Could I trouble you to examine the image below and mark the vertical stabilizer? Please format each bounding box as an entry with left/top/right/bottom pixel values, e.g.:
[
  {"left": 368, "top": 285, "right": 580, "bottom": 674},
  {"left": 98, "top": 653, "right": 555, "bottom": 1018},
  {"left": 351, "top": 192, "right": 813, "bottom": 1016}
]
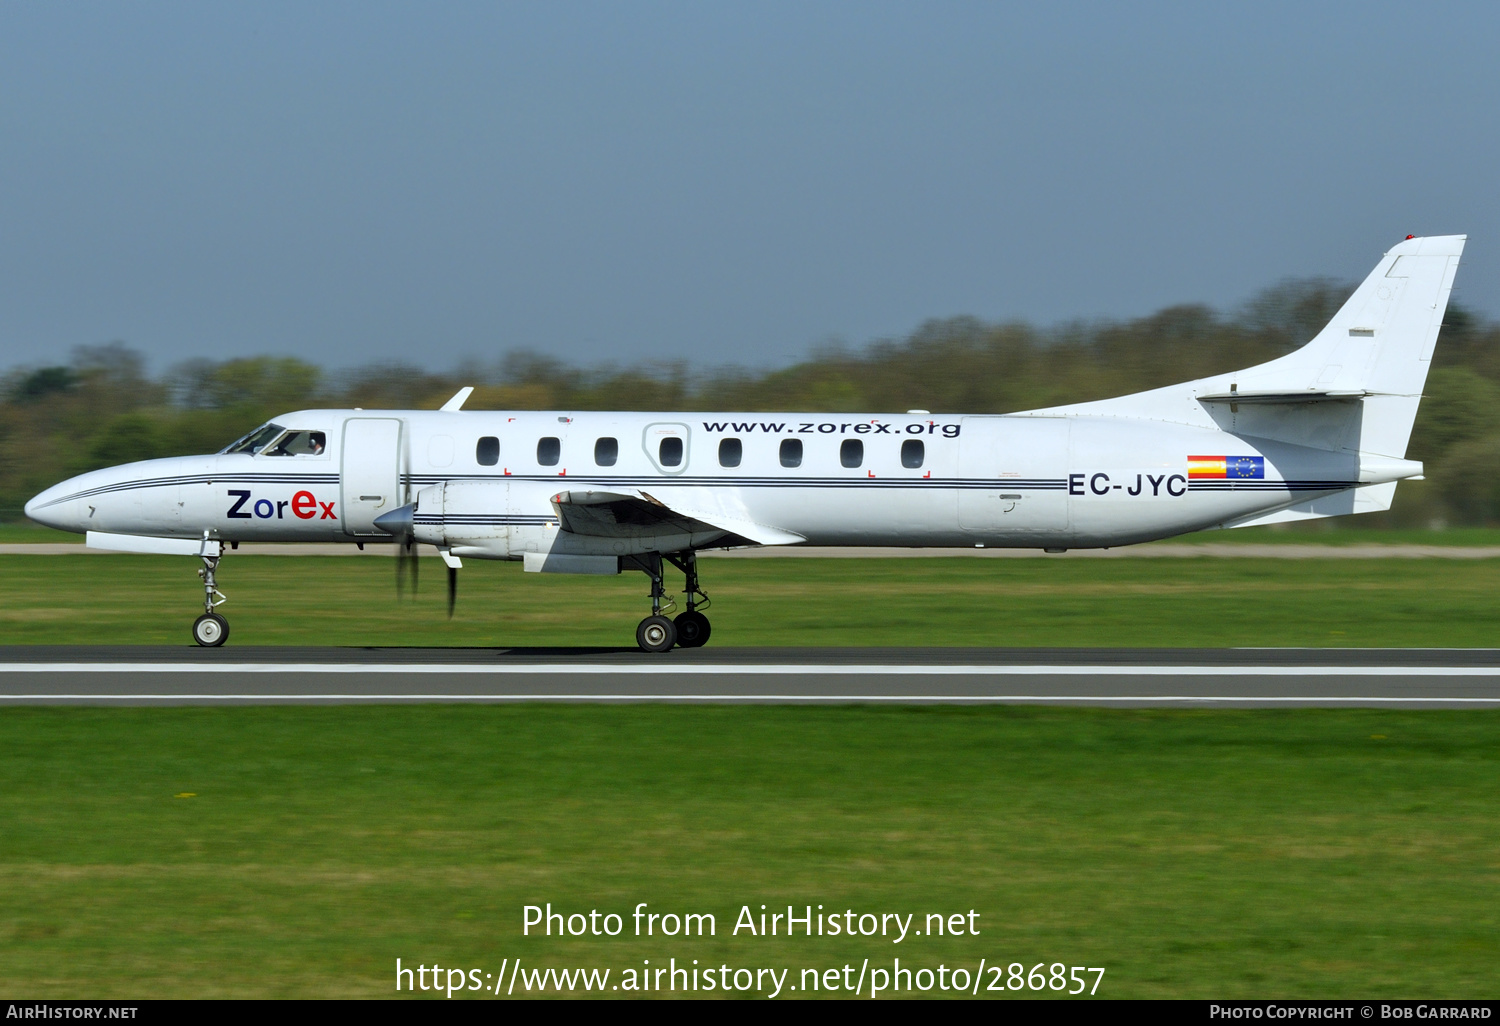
[
  {"left": 1229, "top": 234, "right": 1465, "bottom": 457},
  {"left": 1027, "top": 235, "right": 1466, "bottom": 460}
]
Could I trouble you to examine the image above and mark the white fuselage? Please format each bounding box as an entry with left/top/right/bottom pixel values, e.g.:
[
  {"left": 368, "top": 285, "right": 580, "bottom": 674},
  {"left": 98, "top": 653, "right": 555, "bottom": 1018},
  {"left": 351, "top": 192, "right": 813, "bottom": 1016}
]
[{"left": 25, "top": 408, "right": 1396, "bottom": 556}]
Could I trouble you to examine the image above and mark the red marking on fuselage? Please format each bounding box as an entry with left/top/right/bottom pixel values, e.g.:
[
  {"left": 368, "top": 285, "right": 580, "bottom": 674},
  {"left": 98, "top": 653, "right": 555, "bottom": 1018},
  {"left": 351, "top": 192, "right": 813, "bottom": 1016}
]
[{"left": 291, "top": 491, "right": 318, "bottom": 519}]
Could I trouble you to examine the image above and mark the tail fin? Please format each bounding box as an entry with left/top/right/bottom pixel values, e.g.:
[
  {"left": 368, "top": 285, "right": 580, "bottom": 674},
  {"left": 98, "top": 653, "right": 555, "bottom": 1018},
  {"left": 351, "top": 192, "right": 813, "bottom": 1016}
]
[
  {"left": 1032, "top": 235, "right": 1466, "bottom": 460},
  {"left": 1229, "top": 233, "right": 1465, "bottom": 457}
]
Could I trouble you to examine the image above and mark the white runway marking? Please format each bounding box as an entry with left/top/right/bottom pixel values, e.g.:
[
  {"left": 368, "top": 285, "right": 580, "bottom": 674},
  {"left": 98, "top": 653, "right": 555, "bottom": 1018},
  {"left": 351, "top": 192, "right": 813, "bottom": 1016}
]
[
  {"left": 1, "top": 663, "right": 1499, "bottom": 676},
  {"left": 3, "top": 694, "right": 1499, "bottom": 704}
]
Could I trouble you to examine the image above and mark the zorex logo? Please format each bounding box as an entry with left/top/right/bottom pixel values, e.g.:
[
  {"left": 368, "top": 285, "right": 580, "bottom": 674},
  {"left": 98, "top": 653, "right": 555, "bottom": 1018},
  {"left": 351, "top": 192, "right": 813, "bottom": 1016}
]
[{"left": 227, "top": 489, "right": 337, "bottom": 520}]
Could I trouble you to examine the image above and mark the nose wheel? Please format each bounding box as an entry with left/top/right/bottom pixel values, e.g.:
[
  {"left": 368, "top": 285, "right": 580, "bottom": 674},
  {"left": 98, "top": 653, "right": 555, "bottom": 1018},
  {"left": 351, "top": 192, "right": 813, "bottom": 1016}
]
[
  {"left": 192, "top": 550, "right": 230, "bottom": 647},
  {"left": 192, "top": 612, "right": 229, "bottom": 647}
]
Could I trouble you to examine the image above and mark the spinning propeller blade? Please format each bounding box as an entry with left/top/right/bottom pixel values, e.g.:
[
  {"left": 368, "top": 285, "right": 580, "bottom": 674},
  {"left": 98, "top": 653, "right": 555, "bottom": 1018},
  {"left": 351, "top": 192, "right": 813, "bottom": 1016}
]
[
  {"left": 376, "top": 502, "right": 458, "bottom": 616},
  {"left": 397, "top": 534, "right": 418, "bottom": 598},
  {"left": 374, "top": 503, "right": 419, "bottom": 600}
]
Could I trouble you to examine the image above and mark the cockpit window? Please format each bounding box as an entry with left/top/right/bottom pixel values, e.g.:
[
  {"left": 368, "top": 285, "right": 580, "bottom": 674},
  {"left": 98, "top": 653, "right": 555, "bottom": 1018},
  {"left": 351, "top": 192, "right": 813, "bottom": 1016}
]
[
  {"left": 264, "top": 430, "right": 327, "bottom": 456},
  {"left": 222, "top": 423, "right": 285, "bottom": 455}
]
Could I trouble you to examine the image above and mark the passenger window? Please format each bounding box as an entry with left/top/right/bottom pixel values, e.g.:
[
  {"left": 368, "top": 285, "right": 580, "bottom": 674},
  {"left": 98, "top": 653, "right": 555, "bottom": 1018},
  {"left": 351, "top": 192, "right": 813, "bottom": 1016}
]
[
  {"left": 659, "top": 437, "right": 683, "bottom": 467},
  {"left": 840, "top": 439, "right": 863, "bottom": 468},
  {"left": 595, "top": 437, "right": 618, "bottom": 467},
  {"left": 476, "top": 436, "right": 499, "bottom": 466},
  {"left": 537, "top": 437, "right": 561, "bottom": 466},
  {"left": 902, "top": 439, "right": 925, "bottom": 469},
  {"left": 718, "top": 438, "right": 742, "bottom": 468},
  {"left": 779, "top": 439, "right": 802, "bottom": 468},
  {"left": 265, "top": 430, "right": 327, "bottom": 456}
]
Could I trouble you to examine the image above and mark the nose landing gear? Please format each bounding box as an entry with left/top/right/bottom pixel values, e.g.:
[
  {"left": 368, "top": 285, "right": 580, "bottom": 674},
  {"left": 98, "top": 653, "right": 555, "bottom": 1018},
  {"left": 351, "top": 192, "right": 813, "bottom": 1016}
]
[
  {"left": 624, "top": 551, "right": 712, "bottom": 652},
  {"left": 191, "top": 552, "right": 229, "bottom": 647}
]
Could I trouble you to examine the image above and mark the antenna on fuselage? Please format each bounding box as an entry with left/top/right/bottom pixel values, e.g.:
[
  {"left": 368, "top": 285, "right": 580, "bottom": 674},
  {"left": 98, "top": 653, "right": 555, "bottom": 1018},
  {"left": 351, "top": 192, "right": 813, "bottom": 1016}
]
[{"left": 439, "top": 387, "right": 474, "bottom": 411}]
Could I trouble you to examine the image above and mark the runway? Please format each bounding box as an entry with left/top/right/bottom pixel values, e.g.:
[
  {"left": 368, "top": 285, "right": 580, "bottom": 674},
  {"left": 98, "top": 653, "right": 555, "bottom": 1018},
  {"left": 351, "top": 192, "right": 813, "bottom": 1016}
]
[{"left": 1, "top": 647, "right": 1498, "bottom": 707}]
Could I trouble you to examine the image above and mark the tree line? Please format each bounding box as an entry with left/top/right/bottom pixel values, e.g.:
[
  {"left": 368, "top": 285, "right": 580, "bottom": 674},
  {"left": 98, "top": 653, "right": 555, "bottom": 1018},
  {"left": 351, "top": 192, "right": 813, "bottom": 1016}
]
[{"left": 5, "top": 278, "right": 1500, "bottom": 527}]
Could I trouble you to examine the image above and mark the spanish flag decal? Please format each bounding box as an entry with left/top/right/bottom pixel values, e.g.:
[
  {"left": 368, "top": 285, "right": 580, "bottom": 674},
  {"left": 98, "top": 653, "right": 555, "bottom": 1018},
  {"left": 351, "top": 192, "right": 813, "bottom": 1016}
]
[{"left": 1188, "top": 455, "right": 1265, "bottom": 479}]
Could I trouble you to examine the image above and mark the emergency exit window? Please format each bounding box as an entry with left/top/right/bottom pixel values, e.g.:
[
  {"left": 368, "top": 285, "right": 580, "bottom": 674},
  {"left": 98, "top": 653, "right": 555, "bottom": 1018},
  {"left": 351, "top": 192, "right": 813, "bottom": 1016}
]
[{"left": 659, "top": 437, "right": 683, "bottom": 467}]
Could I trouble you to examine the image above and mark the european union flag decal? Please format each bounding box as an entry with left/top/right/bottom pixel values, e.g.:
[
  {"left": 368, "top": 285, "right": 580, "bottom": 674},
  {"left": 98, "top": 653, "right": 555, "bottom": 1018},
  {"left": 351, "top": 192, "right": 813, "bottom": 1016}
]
[
  {"left": 1225, "top": 456, "right": 1265, "bottom": 479},
  {"left": 1188, "top": 455, "right": 1266, "bottom": 479}
]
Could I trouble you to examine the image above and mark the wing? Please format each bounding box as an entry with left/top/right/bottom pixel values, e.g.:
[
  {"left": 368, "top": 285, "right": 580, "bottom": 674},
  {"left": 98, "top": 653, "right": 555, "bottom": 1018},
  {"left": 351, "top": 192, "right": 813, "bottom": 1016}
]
[{"left": 549, "top": 489, "right": 804, "bottom": 547}]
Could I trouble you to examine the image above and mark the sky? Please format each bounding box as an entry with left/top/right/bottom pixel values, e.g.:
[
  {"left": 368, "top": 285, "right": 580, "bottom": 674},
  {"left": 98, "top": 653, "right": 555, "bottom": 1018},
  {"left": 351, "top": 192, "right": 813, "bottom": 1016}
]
[{"left": 1, "top": 2, "right": 1497, "bottom": 374}]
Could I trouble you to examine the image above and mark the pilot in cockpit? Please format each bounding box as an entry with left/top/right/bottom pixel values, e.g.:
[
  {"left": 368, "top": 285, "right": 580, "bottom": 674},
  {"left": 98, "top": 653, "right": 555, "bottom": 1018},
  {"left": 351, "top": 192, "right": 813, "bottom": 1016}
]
[{"left": 274, "top": 430, "right": 326, "bottom": 456}]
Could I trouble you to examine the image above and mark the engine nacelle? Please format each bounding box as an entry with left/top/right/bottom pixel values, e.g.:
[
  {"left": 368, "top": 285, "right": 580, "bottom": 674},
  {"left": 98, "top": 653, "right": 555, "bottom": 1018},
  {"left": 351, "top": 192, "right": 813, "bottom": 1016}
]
[{"left": 412, "top": 481, "right": 514, "bottom": 556}]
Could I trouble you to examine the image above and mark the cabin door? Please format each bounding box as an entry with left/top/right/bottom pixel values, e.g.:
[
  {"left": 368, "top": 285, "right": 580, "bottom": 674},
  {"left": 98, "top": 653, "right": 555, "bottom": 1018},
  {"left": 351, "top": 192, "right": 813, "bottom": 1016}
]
[
  {"left": 957, "top": 417, "right": 1070, "bottom": 535},
  {"left": 341, "top": 418, "right": 404, "bottom": 536}
]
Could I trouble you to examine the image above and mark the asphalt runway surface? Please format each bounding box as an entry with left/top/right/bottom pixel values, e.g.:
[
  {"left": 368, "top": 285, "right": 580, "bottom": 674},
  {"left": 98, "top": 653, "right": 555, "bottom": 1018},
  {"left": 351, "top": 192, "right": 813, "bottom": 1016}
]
[{"left": 1, "top": 647, "right": 1498, "bottom": 707}]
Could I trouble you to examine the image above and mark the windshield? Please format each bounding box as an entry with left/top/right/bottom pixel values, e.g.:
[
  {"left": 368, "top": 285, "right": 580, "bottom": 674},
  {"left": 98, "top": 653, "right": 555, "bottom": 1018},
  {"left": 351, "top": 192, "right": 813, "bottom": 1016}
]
[
  {"left": 221, "top": 423, "right": 285, "bottom": 455},
  {"left": 263, "top": 430, "right": 326, "bottom": 456}
]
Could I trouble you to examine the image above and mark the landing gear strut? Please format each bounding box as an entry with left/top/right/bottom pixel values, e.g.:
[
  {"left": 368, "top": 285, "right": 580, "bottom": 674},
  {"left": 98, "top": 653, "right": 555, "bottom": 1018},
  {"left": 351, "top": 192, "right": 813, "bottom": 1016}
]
[
  {"left": 624, "top": 551, "right": 712, "bottom": 652},
  {"left": 191, "top": 552, "right": 229, "bottom": 647},
  {"left": 667, "top": 551, "right": 711, "bottom": 649},
  {"left": 626, "top": 553, "right": 676, "bottom": 652}
]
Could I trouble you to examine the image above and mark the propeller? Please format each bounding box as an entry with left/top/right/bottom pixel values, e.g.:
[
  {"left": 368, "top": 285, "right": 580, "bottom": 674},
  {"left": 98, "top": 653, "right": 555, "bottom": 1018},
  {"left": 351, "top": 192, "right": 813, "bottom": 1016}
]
[
  {"left": 374, "top": 503, "right": 418, "bottom": 600},
  {"left": 398, "top": 533, "right": 418, "bottom": 598},
  {"left": 375, "top": 502, "right": 460, "bottom": 618}
]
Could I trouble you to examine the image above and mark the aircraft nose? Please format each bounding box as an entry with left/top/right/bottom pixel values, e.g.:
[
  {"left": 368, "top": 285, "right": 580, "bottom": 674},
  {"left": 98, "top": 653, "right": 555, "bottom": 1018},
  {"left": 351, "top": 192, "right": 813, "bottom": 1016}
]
[{"left": 25, "top": 481, "right": 76, "bottom": 531}]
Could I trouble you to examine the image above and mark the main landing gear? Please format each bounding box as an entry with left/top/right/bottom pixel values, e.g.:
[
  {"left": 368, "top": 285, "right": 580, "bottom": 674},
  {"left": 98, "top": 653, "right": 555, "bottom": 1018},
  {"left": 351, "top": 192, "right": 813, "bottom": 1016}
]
[
  {"left": 191, "top": 552, "right": 229, "bottom": 647},
  {"left": 625, "top": 551, "right": 712, "bottom": 653}
]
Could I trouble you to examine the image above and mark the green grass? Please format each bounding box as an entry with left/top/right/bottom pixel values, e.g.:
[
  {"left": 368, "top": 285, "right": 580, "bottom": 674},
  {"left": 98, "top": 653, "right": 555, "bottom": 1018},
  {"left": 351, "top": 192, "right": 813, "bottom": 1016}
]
[
  {"left": 1167, "top": 525, "right": 1500, "bottom": 546},
  {"left": 0, "top": 705, "right": 1495, "bottom": 998},
  {"left": 1, "top": 553, "right": 1499, "bottom": 647},
  {"left": 0, "top": 522, "right": 83, "bottom": 543},
  {"left": 5, "top": 522, "right": 1500, "bottom": 546}
]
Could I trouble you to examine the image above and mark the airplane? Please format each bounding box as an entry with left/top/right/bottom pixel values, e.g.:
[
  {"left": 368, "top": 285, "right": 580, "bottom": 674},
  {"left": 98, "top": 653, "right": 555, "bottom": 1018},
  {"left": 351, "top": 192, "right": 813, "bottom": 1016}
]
[{"left": 25, "top": 234, "right": 1465, "bottom": 651}]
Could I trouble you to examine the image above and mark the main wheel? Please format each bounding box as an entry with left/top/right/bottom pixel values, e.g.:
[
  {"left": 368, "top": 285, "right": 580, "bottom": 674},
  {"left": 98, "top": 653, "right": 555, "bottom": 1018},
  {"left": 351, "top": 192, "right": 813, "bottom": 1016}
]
[
  {"left": 636, "top": 615, "right": 677, "bottom": 653},
  {"left": 192, "top": 613, "right": 229, "bottom": 647},
  {"left": 674, "top": 610, "right": 711, "bottom": 648}
]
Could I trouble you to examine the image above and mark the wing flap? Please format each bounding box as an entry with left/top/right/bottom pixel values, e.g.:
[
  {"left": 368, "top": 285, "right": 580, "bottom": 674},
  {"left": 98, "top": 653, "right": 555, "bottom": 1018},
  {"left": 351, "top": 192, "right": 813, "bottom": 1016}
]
[
  {"left": 549, "top": 490, "right": 688, "bottom": 537},
  {"left": 550, "top": 489, "right": 804, "bottom": 546}
]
